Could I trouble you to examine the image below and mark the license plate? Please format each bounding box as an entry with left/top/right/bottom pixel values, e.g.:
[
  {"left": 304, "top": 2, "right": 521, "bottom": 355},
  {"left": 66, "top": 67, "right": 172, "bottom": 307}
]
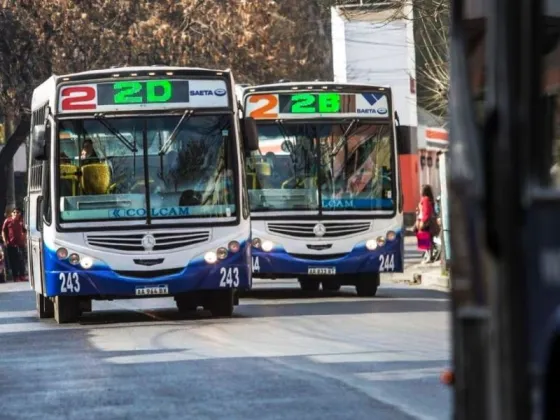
[
  {"left": 135, "top": 285, "right": 169, "bottom": 296},
  {"left": 308, "top": 267, "right": 336, "bottom": 275}
]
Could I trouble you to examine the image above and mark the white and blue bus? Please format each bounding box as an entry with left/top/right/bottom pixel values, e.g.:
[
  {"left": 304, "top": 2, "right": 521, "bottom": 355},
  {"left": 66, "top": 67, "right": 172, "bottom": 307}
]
[
  {"left": 26, "top": 66, "right": 258, "bottom": 323},
  {"left": 239, "top": 82, "right": 404, "bottom": 296}
]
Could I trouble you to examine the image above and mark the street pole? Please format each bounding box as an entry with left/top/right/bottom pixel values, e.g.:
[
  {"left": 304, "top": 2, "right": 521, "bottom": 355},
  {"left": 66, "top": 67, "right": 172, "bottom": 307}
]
[{"left": 438, "top": 151, "right": 451, "bottom": 271}]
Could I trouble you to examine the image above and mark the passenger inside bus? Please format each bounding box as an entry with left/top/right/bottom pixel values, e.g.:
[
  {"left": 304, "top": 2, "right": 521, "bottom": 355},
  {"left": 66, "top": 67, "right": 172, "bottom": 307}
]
[{"left": 80, "top": 138, "right": 100, "bottom": 164}]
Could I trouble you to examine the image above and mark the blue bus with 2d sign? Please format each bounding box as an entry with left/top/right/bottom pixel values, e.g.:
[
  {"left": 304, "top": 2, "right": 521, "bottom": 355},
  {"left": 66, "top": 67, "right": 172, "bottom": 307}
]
[
  {"left": 25, "top": 66, "right": 259, "bottom": 323},
  {"left": 238, "top": 82, "right": 404, "bottom": 296}
]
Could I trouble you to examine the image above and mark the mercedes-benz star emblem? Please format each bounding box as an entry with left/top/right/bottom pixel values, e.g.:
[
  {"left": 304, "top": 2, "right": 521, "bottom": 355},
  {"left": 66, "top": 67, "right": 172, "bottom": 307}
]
[
  {"left": 141, "top": 234, "right": 156, "bottom": 251},
  {"left": 313, "top": 223, "right": 326, "bottom": 238}
]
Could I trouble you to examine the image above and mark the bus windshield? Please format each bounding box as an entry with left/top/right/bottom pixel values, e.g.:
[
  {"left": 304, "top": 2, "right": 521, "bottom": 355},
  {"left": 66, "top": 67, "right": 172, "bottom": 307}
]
[
  {"left": 246, "top": 122, "right": 394, "bottom": 213},
  {"left": 57, "top": 115, "right": 236, "bottom": 222}
]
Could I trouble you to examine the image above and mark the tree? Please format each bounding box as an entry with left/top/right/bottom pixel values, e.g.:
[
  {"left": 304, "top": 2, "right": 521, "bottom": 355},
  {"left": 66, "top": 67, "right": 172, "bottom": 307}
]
[
  {"left": 319, "top": 0, "right": 450, "bottom": 118},
  {"left": 0, "top": 0, "right": 336, "bottom": 216},
  {"left": 0, "top": 5, "right": 53, "bottom": 223}
]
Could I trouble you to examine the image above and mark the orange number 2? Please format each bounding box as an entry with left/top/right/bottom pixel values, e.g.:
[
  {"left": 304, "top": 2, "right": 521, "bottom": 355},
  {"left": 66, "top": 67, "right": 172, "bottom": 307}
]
[{"left": 249, "top": 94, "right": 279, "bottom": 119}]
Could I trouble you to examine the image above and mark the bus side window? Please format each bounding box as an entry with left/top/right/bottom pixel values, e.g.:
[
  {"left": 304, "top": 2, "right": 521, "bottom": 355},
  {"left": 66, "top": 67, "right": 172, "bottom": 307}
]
[
  {"left": 36, "top": 196, "right": 43, "bottom": 232},
  {"left": 43, "top": 161, "right": 52, "bottom": 225}
]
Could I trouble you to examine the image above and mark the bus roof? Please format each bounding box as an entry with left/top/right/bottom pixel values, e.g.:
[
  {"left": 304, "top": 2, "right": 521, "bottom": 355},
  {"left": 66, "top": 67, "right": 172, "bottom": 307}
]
[
  {"left": 57, "top": 66, "right": 231, "bottom": 80},
  {"left": 243, "top": 81, "right": 392, "bottom": 95},
  {"left": 31, "top": 66, "right": 233, "bottom": 111}
]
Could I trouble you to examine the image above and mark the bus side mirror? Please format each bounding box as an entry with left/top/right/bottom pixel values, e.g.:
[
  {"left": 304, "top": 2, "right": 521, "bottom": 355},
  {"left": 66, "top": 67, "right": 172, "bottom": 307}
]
[
  {"left": 242, "top": 117, "right": 259, "bottom": 152},
  {"left": 395, "top": 125, "right": 407, "bottom": 155},
  {"left": 32, "top": 124, "right": 49, "bottom": 161}
]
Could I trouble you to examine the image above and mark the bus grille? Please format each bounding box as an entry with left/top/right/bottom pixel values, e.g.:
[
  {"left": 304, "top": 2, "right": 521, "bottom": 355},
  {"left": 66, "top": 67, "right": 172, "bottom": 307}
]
[
  {"left": 267, "top": 222, "right": 371, "bottom": 238},
  {"left": 86, "top": 231, "right": 210, "bottom": 252}
]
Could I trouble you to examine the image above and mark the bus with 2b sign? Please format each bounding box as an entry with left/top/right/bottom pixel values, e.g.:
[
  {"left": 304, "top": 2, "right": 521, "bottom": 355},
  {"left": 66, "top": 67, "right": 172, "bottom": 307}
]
[
  {"left": 26, "top": 66, "right": 258, "bottom": 323},
  {"left": 239, "top": 82, "right": 404, "bottom": 296}
]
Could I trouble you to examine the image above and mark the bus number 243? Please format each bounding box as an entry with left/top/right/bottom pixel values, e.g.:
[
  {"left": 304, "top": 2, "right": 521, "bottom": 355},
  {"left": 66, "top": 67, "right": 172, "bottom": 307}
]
[
  {"left": 219, "top": 267, "right": 240, "bottom": 288},
  {"left": 59, "top": 272, "right": 81, "bottom": 293}
]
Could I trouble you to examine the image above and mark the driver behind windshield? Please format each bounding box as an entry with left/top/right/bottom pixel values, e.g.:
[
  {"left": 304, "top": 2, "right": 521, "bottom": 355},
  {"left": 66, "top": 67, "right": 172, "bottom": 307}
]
[{"left": 80, "top": 138, "right": 100, "bottom": 164}]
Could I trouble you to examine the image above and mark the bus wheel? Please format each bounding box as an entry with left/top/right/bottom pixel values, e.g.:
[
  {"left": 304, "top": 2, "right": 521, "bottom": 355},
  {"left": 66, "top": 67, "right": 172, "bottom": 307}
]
[
  {"left": 54, "top": 296, "right": 81, "bottom": 324},
  {"left": 355, "top": 274, "right": 379, "bottom": 297},
  {"left": 322, "top": 280, "right": 341, "bottom": 292},
  {"left": 298, "top": 277, "right": 320, "bottom": 292},
  {"left": 36, "top": 293, "right": 54, "bottom": 319},
  {"left": 204, "top": 290, "right": 234, "bottom": 318},
  {"left": 175, "top": 295, "right": 199, "bottom": 314}
]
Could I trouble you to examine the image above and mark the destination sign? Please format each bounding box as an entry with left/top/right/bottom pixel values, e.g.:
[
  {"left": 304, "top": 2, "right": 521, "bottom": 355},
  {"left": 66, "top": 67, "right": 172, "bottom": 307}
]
[
  {"left": 245, "top": 91, "right": 389, "bottom": 119},
  {"left": 58, "top": 78, "right": 229, "bottom": 113}
]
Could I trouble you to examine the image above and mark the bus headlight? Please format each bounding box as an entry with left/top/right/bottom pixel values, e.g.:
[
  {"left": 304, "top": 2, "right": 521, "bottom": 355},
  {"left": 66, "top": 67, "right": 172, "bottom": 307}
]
[
  {"left": 68, "top": 253, "right": 80, "bottom": 265},
  {"left": 261, "top": 240, "right": 274, "bottom": 252},
  {"left": 56, "top": 248, "right": 69, "bottom": 260},
  {"left": 228, "top": 241, "right": 240, "bottom": 253},
  {"left": 366, "top": 240, "right": 377, "bottom": 251},
  {"left": 252, "top": 238, "right": 262, "bottom": 249},
  {"left": 217, "top": 247, "right": 228, "bottom": 260},
  {"left": 80, "top": 257, "right": 93, "bottom": 269},
  {"left": 386, "top": 231, "right": 396, "bottom": 241},
  {"left": 377, "top": 236, "right": 386, "bottom": 247},
  {"left": 204, "top": 251, "right": 218, "bottom": 264}
]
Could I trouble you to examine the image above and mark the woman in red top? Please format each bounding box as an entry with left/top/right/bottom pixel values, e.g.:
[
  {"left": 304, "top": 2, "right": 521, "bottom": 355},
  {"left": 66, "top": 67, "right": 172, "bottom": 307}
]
[
  {"left": 416, "top": 184, "right": 437, "bottom": 261},
  {"left": 1, "top": 208, "right": 27, "bottom": 282},
  {"left": 419, "top": 184, "right": 435, "bottom": 230}
]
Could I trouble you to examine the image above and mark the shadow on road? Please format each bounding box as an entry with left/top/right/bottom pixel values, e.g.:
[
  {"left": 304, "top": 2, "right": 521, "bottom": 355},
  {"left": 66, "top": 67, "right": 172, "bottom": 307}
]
[
  {"left": 243, "top": 285, "right": 448, "bottom": 301},
  {"left": 0, "top": 283, "right": 448, "bottom": 327},
  {"left": 0, "top": 290, "right": 34, "bottom": 312}
]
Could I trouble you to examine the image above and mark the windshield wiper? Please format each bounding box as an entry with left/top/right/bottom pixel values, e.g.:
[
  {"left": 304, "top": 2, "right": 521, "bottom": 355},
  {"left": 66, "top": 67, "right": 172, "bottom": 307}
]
[
  {"left": 159, "top": 109, "right": 194, "bottom": 155},
  {"left": 94, "top": 113, "right": 138, "bottom": 152},
  {"left": 330, "top": 119, "right": 359, "bottom": 157}
]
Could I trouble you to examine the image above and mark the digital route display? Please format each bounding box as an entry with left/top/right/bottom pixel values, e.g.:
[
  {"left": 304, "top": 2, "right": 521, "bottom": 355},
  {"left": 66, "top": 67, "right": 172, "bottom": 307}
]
[
  {"left": 278, "top": 93, "right": 341, "bottom": 114},
  {"left": 58, "top": 78, "right": 229, "bottom": 113},
  {"left": 97, "top": 80, "right": 191, "bottom": 106},
  {"left": 245, "top": 91, "right": 389, "bottom": 119}
]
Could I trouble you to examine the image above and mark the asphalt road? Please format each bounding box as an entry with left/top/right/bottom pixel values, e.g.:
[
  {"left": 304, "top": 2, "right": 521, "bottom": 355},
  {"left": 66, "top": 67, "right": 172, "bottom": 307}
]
[{"left": 0, "top": 240, "right": 450, "bottom": 420}]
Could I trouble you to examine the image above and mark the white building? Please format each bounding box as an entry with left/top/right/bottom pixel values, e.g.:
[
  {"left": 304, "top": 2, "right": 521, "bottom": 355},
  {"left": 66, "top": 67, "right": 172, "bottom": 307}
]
[{"left": 331, "top": 2, "right": 448, "bottom": 221}]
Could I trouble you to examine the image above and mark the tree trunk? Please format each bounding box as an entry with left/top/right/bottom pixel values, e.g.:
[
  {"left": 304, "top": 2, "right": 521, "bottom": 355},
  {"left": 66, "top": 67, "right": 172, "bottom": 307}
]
[{"left": 0, "top": 115, "right": 30, "bottom": 226}]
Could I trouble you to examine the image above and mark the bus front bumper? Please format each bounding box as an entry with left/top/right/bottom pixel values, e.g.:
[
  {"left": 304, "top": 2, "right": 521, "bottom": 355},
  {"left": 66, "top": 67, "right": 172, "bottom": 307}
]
[
  {"left": 251, "top": 236, "right": 404, "bottom": 278},
  {"left": 42, "top": 248, "right": 252, "bottom": 298}
]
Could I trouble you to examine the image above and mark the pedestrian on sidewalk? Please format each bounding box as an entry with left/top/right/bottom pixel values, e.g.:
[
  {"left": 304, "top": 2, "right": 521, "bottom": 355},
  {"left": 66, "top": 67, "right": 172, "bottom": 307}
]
[
  {"left": 415, "top": 184, "right": 440, "bottom": 263},
  {"left": 1, "top": 207, "right": 27, "bottom": 282}
]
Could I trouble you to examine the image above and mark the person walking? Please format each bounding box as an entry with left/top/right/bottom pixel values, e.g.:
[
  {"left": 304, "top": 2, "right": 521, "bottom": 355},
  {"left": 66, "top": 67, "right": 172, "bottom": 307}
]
[
  {"left": 415, "top": 184, "right": 440, "bottom": 263},
  {"left": 1, "top": 208, "right": 27, "bottom": 282}
]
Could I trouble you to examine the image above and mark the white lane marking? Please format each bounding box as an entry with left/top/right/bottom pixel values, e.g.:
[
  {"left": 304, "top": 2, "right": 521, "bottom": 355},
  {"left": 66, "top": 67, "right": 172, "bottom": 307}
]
[{"left": 356, "top": 367, "right": 444, "bottom": 381}]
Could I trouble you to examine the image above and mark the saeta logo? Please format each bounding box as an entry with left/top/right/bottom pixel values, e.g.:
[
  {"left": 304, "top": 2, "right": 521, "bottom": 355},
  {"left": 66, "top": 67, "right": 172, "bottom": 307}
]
[
  {"left": 190, "top": 90, "right": 214, "bottom": 96},
  {"left": 362, "top": 93, "right": 384, "bottom": 106},
  {"left": 214, "top": 88, "right": 227, "bottom": 97}
]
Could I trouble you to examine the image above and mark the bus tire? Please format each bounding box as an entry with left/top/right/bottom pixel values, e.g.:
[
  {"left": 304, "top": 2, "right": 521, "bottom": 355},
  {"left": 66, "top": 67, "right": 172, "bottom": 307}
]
[
  {"left": 298, "top": 277, "right": 320, "bottom": 292},
  {"left": 355, "top": 274, "right": 379, "bottom": 297},
  {"left": 54, "top": 296, "right": 81, "bottom": 324},
  {"left": 80, "top": 299, "right": 92, "bottom": 313},
  {"left": 322, "top": 280, "right": 341, "bottom": 292},
  {"left": 175, "top": 296, "right": 198, "bottom": 314},
  {"left": 205, "top": 290, "right": 234, "bottom": 318},
  {"left": 36, "top": 293, "right": 54, "bottom": 319}
]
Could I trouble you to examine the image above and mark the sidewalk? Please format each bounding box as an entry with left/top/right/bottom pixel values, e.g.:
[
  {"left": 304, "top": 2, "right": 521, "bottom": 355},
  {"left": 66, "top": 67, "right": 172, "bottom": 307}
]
[
  {"left": 409, "top": 261, "right": 450, "bottom": 290},
  {"left": 382, "top": 262, "right": 449, "bottom": 290}
]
